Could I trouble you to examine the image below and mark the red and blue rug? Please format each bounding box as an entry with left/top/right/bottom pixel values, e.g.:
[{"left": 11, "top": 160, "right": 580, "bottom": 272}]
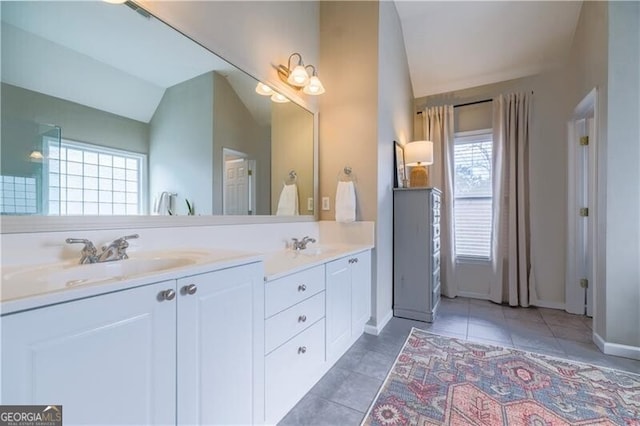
[{"left": 363, "top": 328, "right": 640, "bottom": 425}]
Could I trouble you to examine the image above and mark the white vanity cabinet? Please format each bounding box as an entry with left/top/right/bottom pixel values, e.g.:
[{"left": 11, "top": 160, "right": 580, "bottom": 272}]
[
  {"left": 264, "top": 265, "right": 326, "bottom": 424},
  {"left": 326, "top": 250, "right": 371, "bottom": 363},
  {"left": 1, "top": 261, "right": 264, "bottom": 426},
  {"left": 2, "top": 280, "right": 177, "bottom": 425}
]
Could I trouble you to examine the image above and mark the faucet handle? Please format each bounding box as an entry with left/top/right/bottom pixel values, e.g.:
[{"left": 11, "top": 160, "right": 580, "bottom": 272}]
[{"left": 66, "top": 238, "right": 97, "bottom": 253}]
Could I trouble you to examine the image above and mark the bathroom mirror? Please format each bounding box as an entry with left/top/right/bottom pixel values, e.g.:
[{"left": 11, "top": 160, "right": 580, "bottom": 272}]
[{"left": 0, "top": 1, "right": 315, "bottom": 219}]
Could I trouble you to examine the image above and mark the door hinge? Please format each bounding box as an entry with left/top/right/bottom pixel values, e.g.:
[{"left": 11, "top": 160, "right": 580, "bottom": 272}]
[
  {"left": 580, "top": 278, "right": 589, "bottom": 289},
  {"left": 579, "top": 207, "right": 589, "bottom": 217},
  {"left": 580, "top": 136, "right": 589, "bottom": 146}
]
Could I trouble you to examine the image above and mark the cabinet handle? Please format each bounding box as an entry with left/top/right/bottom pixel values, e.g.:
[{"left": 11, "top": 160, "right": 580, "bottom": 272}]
[
  {"left": 298, "top": 346, "right": 307, "bottom": 354},
  {"left": 354, "top": 258, "right": 359, "bottom": 263},
  {"left": 298, "top": 315, "right": 307, "bottom": 323},
  {"left": 348, "top": 259, "right": 353, "bottom": 264},
  {"left": 298, "top": 284, "right": 307, "bottom": 292},
  {"left": 182, "top": 284, "right": 197, "bottom": 295},
  {"left": 160, "top": 289, "right": 175, "bottom": 301}
]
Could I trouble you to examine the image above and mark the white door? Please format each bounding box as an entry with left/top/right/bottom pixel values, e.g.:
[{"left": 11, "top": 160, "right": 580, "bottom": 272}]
[
  {"left": 224, "top": 158, "right": 249, "bottom": 215},
  {"left": 325, "top": 258, "right": 352, "bottom": 362},
  {"left": 566, "top": 90, "right": 596, "bottom": 316},
  {"left": 176, "top": 263, "right": 264, "bottom": 426},
  {"left": 1, "top": 281, "right": 177, "bottom": 425},
  {"left": 350, "top": 251, "right": 371, "bottom": 336}
]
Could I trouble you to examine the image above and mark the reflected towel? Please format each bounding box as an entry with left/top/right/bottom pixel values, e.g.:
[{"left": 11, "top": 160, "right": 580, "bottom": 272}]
[
  {"left": 335, "top": 181, "right": 356, "bottom": 223},
  {"left": 276, "top": 183, "right": 299, "bottom": 216}
]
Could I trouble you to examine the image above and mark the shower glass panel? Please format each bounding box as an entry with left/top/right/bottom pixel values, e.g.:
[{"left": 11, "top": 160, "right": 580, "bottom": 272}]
[{"left": 0, "top": 120, "right": 61, "bottom": 215}]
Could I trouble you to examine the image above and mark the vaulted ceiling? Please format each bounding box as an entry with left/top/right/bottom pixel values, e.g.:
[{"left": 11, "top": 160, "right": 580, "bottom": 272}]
[{"left": 394, "top": 1, "right": 583, "bottom": 97}]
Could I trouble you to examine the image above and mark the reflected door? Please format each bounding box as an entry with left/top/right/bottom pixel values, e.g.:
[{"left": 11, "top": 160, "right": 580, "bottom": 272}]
[{"left": 223, "top": 148, "right": 255, "bottom": 215}]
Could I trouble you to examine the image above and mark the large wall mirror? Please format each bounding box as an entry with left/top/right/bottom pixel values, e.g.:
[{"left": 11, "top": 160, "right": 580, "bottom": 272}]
[{"left": 1, "top": 1, "right": 315, "bottom": 221}]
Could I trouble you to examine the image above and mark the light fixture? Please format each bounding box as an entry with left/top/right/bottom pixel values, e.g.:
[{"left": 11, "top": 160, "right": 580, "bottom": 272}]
[
  {"left": 103, "top": 0, "right": 127, "bottom": 4},
  {"left": 255, "top": 82, "right": 274, "bottom": 96},
  {"left": 303, "top": 65, "right": 325, "bottom": 95},
  {"left": 277, "top": 52, "right": 325, "bottom": 96},
  {"left": 270, "top": 92, "right": 290, "bottom": 103},
  {"left": 404, "top": 141, "right": 434, "bottom": 187},
  {"left": 29, "top": 150, "right": 44, "bottom": 161}
]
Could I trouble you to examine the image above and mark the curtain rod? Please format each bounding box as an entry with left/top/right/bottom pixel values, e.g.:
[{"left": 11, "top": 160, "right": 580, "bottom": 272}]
[
  {"left": 416, "top": 98, "right": 492, "bottom": 115},
  {"left": 416, "top": 91, "right": 533, "bottom": 115}
]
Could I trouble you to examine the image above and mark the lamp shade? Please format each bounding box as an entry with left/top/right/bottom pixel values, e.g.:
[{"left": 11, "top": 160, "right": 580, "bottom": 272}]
[
  {"left": 270, "top": 92, "right": 290, "bottom": 103},
  {"left": 255, "top": 82, "right": 274, "bottom": 96},
  {"left": 303, "top": 75, "right": 325, "bottom": 95},
  {"left": 404, "top": 141, "right": 434, "bottom": 166},
  {"left": 287, "top": 65, "right": 309, "bottom": 87}
]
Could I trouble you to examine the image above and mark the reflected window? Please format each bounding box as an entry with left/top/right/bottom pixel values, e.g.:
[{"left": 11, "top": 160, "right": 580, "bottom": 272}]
[
  {"left": 48, "top": 140, "right": 146, "bottom": 215},
  {"left": 0, "top": 175, "right": 38, "bottom": 214}
]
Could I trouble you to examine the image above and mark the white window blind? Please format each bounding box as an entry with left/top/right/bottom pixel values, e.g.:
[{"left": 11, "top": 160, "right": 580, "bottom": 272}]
[
  {"left": 48, "top": 140, "right": 146, "bottom": 215},
  {"left": 454, "top": 131, "right": 493, "bottom": 259}
]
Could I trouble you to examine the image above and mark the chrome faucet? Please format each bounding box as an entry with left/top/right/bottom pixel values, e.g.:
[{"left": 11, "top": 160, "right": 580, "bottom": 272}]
[
  {"left": 66, "top": 234, "right": 139, "bottom": 264},
  {"left": 291, "top": 236, "right": 316, "bottom": 251}
]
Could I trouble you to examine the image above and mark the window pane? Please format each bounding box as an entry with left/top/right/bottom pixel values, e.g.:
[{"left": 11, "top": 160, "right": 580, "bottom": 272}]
[
  {"left": 48, "top": 139, "right": 144, "bottom": 216},
  {"left": 454, "top": 134, "right": 493, "bottom": 259}
]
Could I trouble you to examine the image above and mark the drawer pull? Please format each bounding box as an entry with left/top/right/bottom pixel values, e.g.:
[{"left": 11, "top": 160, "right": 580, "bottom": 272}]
[
  {"left": 298, "top": 315, "right": 307, "bottom": 323},
  {"left": 348, "top": 258, "right": 359, "bottom": 264},
  {"left": 298, "top": 284, "right": 307, "bottom": 292},
  {"left": 160, "top": 289, "right": 175, "bottom": 301},
  {"left": 298, "top": 346, "right": 307, "bottom": 354},
  {"left": 182, "top": 284, "right": 197, "bottom": 295}
]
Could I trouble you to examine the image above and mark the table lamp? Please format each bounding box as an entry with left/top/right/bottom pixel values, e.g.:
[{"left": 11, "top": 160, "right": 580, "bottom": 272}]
[{"left": 404, "top": 140, "right": 434, "bottom": 187}]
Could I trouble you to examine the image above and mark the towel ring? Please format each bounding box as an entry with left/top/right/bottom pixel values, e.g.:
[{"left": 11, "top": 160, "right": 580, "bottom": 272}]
[
  {"left": 284, "top": 169, "right": 297, "bottom": 185},
  {"left": 338, "top": 166, "right": 356, "bottom": 183}
]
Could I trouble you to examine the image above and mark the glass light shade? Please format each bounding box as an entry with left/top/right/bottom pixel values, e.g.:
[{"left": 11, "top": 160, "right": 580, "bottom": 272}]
[
  {"left": 270, "top": 93, "right": 290, "bottom": 103},
  {"left": 103, "top": 0, "right": 127, "bottom": 4},
  {"left": 255, "top": 82, "right": 274, "bottom": 96},
  {"left": 29, "top": 150, "right": 44, "bottom": 160},
  {"left": 303, "top": 76, "right": 325, "bottom": 95},
  {"left": 287, "top": 65, "right": 309, "bottom": 87},
  {"left": 404, "top": 141, "right": 434, "bottom": 166}
]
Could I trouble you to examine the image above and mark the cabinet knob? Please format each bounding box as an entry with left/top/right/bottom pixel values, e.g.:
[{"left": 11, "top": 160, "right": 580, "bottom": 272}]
[
  {"left": 160, "top": 289, "right": 175, "bottom": 301},
  {"left": 298, "top": 284, "right": 307, "bottom": 292},
  {"left": 348, "top": 259, "right": 353, "bottom": 264},
  {"left": 354, "top": 258, "right": 359, "bottom": 263},
  {"left": 298, "top": 315, "right": 307, "bottom": 323},
  {"left": 182, "top": 284, "right": 197, "bottom": 295},
  {"left": 298, "top": 346, "right": 307, "bottom": 354}
]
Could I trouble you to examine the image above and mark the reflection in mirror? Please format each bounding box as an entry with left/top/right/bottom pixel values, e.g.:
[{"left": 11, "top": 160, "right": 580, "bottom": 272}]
[{"left": 0, "top": 1, "right": 315, "bottom": 217}]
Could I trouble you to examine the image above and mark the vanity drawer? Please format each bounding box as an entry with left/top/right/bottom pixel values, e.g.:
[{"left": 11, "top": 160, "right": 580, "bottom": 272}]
[
  {"left": 433, "top": 252, "right": 440, "bottom": 271},
  {"left": 265, "top": 265, "right": 325, "bottom": 318},
  {"left": 265, "top": 319, "right": 325, "bottom": 423},
  {"left": 433, "top": 223, "right": 440, "bottom": 238},
  {"left": 265, "top": 292, "right": 325, "bottom": 354}
]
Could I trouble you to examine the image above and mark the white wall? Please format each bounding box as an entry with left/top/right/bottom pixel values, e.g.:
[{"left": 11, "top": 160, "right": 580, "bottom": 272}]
[
  {"left": 376, "top": 1, "right": 414, "bottom": 328},
  {"left": 604, "top": 1, "right": 639, "bottom": 348},
  {"left": 149, "top": 72, "right": 214, "bottom": 215}
]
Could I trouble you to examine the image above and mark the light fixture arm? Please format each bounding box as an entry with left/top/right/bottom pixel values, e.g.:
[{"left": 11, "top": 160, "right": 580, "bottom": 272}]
[
  {"left": 287, "top": 52, "right": 304, "bottom": 71},
  {"left": 305, "top": 64, "right": 317, "bottom": 77}
]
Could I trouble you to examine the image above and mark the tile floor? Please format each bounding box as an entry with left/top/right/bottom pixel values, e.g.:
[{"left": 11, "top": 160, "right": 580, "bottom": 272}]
[{"left": 278, "top": 297, "right": 640, "bottom": 426}]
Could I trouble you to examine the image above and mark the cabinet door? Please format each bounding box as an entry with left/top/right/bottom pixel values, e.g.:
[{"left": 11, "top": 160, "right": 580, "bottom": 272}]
[
  {"left": 325, "top": 257, "right": 352, "bottom": 362},
  {"left": 351, "top": 251, "right": 372, "bottom": 336},
  {"left": 1, "top": 281, "right": 177, "bottom": 426},
  {"left": 177, "top": 262, "right": 264, "bottom": 426}
]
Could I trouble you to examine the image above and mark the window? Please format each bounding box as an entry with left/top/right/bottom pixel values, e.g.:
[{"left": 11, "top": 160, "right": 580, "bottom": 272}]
[
  {"left": 0, "top": 175, "right": 38, "bottom": 214},
  {"left": 48, "top": 140, "right": 146, "bottom": 215},
  {"left": 453, "top": 130, "right": 493, "bottom": 259}
]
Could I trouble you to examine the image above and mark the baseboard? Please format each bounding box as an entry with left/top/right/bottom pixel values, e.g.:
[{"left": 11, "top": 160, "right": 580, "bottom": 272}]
[
  {"left": 593, "top": 331, "right": 640, "bottom": 360},
  {"left": 364, "top": 310, "right": 393, "bottom": 336},
  {"left": 456, "top": 291, "right": 489, "bottom": 300},
  {"left": 532, "top": 299, "right": 566, "bottom": 310}
]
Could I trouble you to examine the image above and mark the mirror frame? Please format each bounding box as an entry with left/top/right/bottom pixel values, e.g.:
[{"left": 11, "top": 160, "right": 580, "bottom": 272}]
[{"left": 0, "top": 2, "right": 319, "bottom": 234}]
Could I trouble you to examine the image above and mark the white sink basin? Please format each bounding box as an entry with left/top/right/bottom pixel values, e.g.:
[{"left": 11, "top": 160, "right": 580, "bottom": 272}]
[
  {"left": 1, "top": 249, "right": 243, "bottom": 304},
  {"left": 297, "top": 247, "right": 338, "bottom": 256}
]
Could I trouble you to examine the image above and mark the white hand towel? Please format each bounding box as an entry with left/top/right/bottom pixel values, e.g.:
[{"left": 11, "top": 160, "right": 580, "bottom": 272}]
[
  {"left": 276, "top": 183, "right": 299, "bottom": 216},
  {"left": 335, "top": 181, "right": 356, "bottom": 223}
]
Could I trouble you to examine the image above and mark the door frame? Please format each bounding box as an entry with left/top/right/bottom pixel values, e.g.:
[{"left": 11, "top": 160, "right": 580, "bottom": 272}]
[{"left": 566, "top": 88, "right": 598, "bottom": 316}]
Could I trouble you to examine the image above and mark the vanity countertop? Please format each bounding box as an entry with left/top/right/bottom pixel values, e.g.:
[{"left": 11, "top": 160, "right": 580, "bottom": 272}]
[
  {"left": 263, "top": 243, "right": 374, "bottom": 281},
  {"left": 1, "top": 243, "right": 375, "bottom": 315},
  {"left": 1, "top": 249, "right": 263, "bottom": 316}
]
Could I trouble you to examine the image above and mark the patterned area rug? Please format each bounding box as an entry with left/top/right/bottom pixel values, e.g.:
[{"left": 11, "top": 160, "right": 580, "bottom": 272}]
[{"left": 362, "top": 328, "right": 640, "bottom": 426}]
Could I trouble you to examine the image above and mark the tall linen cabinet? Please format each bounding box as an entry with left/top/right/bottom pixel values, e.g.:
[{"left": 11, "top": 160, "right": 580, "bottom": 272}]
[{"left": 393, "top": 188, "right": 441, "bottom": 322}]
